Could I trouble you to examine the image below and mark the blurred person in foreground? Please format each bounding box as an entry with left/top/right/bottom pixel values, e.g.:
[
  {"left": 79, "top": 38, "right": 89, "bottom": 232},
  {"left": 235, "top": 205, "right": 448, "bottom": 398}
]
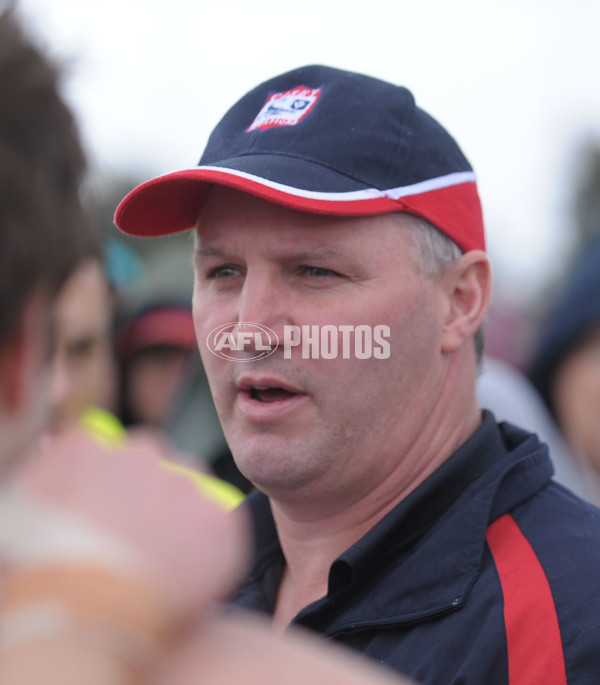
[
  {"left": 0, "top": 7, "right": 413, "bottom": 685},
  {"left": 0, "top": 5, "right": 243, "bottom": 681},
  {"left": 529, "top": 237, "right": 600, "bottom": 506},
  {"left": 117, "top": 64, "right": 600, "bottom": 684}
]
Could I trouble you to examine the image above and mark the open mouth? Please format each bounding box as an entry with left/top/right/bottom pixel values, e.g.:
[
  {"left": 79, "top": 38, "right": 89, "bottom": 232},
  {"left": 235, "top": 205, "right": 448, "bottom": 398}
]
[{"left": 249, "top": 386, "right": 299, "bottom": 403}]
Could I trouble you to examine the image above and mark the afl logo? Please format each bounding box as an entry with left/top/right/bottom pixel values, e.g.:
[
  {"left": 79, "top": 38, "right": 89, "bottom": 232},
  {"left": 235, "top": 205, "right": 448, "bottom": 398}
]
[{"left": 206, "top": 322, "right": 279, "bottom": 362}]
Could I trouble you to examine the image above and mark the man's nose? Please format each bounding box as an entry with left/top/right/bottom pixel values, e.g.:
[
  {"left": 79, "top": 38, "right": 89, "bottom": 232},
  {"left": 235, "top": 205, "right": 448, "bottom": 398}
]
[
  {"left": 235, "top": 271, "right": 287, "bottom": 328},
  {"left": 233, "top": 272, "right": 291, "bottom": 350}
]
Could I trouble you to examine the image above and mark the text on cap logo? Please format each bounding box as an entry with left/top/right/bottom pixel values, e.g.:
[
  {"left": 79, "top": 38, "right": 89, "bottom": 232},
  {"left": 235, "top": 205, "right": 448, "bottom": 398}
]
[{"left": 246, "top": 86, "right": 322, "bottom": 132}]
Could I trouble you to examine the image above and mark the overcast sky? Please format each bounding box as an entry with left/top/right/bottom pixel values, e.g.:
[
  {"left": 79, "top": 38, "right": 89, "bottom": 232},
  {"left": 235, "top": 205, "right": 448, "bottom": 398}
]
[{"left": 16, "top": 0, "right": 600, "bottom": 305}]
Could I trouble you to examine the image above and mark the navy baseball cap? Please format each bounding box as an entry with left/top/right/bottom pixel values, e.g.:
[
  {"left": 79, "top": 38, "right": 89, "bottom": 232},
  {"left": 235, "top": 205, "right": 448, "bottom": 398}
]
[{"left": 115, "top": 65, "right": 485, "bottom": 252}]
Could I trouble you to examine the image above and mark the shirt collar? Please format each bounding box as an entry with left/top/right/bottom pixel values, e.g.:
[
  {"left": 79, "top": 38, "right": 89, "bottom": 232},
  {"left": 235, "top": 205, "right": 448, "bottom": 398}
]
[{"left": 235, "top": 412, "right": 553, "bottom": 629}]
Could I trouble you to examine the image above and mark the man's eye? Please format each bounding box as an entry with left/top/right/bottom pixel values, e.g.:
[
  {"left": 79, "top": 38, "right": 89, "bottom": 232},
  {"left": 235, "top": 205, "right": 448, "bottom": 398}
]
[
  {"left": 207, "top": 265, "right": 240, "bottom": 279},
  {"left": 301, "top": 266, "right": 341, "bottom": 278}
]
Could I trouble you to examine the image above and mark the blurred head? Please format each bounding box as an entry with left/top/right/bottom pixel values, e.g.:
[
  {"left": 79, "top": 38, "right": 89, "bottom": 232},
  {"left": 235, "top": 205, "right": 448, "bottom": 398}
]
[
  {"left": 551, "top": 325, "right": 600, "bottom": 474},
  {"left": 116, "top": 305, "right": 197, "bottom": 426},
  {"left": 529, "top": 238, "right": 600, "bottom": 475},
  {"left": 47, "top": 255, "right": 115, "bottom": 433},
  {"left": 0, "top": 8, "right": 89, "bottom": 473}
]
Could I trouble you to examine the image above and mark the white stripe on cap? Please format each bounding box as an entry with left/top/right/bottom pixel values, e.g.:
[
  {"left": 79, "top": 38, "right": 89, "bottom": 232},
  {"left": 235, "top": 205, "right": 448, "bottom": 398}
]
[{"left": 191, "top": 166, "right": 477, "bottom": 202}]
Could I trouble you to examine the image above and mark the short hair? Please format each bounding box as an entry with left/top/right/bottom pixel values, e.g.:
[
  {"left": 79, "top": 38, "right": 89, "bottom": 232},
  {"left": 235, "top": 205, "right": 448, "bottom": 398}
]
[
  {"left": 0, "top": 8, "right": 90, "bottom": 344},
  {"left": 403, "top": 213, "right": 486, "bottom": 363}
]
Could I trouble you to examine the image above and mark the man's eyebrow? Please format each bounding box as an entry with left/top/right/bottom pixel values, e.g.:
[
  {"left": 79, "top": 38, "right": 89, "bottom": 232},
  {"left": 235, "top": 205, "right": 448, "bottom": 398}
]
[
  {"left": 194, "top": 244, "right": 228, "bottom": 260},
  {"left": 291, "top": 248, "right": 347, "bottom": 260},
  {"left": 194, "top": 244, "right": 349, "bottom": 261}
]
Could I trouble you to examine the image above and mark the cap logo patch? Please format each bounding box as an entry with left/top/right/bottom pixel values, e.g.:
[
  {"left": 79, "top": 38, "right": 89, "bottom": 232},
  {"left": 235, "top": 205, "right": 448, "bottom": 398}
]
[{"left": 246, "top": 86, "right": 322, "bottom": 132}]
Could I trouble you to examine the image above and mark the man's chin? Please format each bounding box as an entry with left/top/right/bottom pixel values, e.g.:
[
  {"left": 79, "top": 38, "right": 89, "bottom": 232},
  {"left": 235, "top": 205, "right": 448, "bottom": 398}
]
[{"left": 229, "top": 443, "right": 293, "bottom": 490}]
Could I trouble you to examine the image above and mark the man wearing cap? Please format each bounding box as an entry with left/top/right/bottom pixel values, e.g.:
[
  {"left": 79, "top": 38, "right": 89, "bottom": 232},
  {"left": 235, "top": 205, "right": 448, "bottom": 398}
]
[{"left": 116, "top": 65, "right": 600, "bottom": 684}]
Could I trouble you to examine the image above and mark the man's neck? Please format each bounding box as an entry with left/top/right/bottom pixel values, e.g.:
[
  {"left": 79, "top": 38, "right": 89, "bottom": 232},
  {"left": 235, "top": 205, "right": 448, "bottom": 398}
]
[
  {"left": 269, "top": 389, "right": 482, "bottom": 628},
  {"left": 271, "top": 490, "right": 401, "bottom": 628}
]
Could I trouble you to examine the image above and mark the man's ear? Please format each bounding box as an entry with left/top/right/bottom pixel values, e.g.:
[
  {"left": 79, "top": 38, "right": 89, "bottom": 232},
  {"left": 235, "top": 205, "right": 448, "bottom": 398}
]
[{"left": 440, "top": 250, "right": 491, "bottom": 355}]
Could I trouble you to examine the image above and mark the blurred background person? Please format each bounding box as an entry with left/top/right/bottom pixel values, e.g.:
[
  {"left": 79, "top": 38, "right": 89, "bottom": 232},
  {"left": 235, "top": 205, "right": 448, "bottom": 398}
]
[
  {"left": 477, "top": 354, "right": 587, "bottom": 499},
  {"left": 109, "top": 240, "right": 253, "bottom": 492},
  {"left": 110, "top": 238, "right": 198, "bottom": 449},
  {"left": 115, "top": 301, "right": 196, "bottom": 431},
  {"left": 113, "top": 298, "right": 246, "bottom": 505},
  {"left": 528, "top": 236, "right": 600, "bottom": 505},
  {"left": 47, "top": 241, "right": 117, "bottom": 434}
]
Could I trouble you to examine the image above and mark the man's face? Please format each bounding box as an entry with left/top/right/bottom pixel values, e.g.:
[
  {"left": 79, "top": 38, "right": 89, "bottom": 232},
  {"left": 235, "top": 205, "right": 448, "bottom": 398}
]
[
  {"left": 47, "top": 258, "right": 114, "bottom": 432},
  {"left": 193, "top": 187, "right": 449, "bottom": 503}
]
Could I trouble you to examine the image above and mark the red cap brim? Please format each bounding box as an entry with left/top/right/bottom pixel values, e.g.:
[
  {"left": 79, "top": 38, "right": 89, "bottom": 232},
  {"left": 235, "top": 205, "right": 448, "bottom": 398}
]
[{"left": 114, "top": 166, "right": 485, "bottom": 252}]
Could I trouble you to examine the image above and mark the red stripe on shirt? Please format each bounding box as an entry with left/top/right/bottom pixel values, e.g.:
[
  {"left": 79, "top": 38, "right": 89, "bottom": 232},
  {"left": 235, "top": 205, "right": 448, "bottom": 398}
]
[{"left": 486, "top": 514, "right": 567, "bottom": 685}]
